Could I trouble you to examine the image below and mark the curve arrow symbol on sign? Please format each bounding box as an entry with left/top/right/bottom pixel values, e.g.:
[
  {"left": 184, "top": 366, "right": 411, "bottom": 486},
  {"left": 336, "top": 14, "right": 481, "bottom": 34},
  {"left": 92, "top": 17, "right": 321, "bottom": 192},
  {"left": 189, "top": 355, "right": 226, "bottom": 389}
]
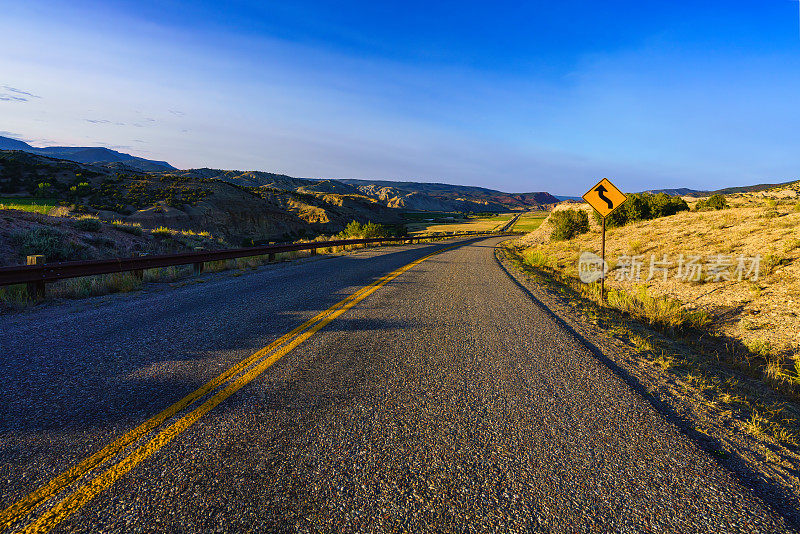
[{"left": 595, "top": 185, "right": 614, "bottom": 210}]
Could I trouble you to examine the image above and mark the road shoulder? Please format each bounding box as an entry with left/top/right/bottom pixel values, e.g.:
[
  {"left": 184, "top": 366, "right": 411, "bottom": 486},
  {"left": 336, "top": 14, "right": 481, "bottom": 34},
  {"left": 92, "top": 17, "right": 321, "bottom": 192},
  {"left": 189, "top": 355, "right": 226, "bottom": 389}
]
[{"left": 494, "top": 242, "right": 800, "bottom": 529}]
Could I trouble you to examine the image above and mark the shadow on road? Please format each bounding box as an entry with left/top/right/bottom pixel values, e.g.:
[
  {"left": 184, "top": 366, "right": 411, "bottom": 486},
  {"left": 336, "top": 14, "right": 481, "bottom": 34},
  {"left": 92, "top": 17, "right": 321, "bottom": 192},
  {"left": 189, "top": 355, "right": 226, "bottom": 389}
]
[{"left": 0, "top": 238, "right": 489, "bottom": 436}]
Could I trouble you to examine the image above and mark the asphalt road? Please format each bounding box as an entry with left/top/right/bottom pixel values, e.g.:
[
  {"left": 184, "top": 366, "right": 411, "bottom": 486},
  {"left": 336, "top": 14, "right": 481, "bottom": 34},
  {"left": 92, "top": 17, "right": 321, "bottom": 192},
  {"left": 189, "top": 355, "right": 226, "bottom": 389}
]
[{"left": 0, "top": 237, "right": 791, "bottom": 532}]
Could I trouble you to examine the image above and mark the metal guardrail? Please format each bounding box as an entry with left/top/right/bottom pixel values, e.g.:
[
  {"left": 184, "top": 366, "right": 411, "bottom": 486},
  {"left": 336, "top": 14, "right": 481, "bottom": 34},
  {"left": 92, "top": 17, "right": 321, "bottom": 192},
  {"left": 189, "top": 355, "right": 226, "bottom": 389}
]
[{"left": 1, "top": 231, "right": 510, "bottom": 299}]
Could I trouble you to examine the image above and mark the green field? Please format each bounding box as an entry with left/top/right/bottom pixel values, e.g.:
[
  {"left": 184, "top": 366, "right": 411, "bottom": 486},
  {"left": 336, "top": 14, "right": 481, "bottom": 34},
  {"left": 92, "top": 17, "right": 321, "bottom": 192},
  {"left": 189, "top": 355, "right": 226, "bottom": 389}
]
[
  {"left": 406, "top": 213, "right": 514, "bottom": 235},
  {"left": 0, "top": 197, "right": 57, "bottom": 215},
  {"left": 511, "top": 212, "right": 548, "bottom": 232}
]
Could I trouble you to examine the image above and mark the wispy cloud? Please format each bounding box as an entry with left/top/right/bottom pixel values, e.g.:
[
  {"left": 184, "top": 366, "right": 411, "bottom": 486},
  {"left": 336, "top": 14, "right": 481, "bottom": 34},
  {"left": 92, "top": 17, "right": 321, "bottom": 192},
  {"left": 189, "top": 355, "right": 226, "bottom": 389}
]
[
  {"left": 0, "top": 85, "right": 41, "bottom": 102},
  {"left": 169, "top": 110, "right": 186, "bottom": 117},
  {"left": 84, "top": 114, "right": 128, "bottom": 125},
  {"left": 3, "top": 86, "right": 40, "bottom": 98}
]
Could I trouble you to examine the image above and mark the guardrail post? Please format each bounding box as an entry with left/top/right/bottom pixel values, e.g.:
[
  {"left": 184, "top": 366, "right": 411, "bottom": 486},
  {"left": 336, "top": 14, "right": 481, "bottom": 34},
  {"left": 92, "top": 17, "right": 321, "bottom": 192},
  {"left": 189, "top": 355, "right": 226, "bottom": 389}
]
[
  {"left": 268, "top": 253, "right": 276, "bottom": 262},
  {"left": 26, "top": 255, "right": 45, "bottom": 301},
  {"left": 192, "top": 247, "right": 204, "bottom": 276},
  {"left": 133, "top": 252, "right": 144, "bottom": 280},
  {"left": 310, "top": 248, "right": 317, "bottom": 256}
]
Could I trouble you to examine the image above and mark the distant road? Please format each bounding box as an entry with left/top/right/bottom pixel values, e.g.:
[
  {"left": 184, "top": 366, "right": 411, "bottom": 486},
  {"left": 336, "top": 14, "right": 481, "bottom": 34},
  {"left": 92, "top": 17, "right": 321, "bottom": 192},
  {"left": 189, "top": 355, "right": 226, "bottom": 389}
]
[
  {"left": 0, "top": 237, "right": 789, "bottom": 532},
  {"left": 499, "top": 212, "right": 520, "bottom": 232}
]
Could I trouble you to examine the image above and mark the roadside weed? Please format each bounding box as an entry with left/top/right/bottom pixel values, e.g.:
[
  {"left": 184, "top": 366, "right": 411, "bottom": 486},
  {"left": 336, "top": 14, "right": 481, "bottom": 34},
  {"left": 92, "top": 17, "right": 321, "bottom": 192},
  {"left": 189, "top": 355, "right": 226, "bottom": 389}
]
[{"left": 111, "top": 220, "right": 143, "bottom": 236}]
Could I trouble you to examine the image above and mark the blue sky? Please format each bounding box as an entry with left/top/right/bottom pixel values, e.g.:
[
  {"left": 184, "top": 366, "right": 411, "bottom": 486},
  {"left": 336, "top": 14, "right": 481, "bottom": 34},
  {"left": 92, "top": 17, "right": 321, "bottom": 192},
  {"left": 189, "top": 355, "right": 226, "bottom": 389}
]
[{"left": 1, "top": 1, "right": 799, "bottom": 194}]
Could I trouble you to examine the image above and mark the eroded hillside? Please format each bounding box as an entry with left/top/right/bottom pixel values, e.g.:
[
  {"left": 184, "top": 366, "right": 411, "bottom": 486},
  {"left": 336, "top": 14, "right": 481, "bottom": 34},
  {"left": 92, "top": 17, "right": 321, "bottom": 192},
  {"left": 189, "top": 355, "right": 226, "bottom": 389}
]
[
  {"left": 173, "top": 168, "right": 560, "bottom": 213},
  {"left": 0, "top": 152, "right": 402, "bottom": 244}
]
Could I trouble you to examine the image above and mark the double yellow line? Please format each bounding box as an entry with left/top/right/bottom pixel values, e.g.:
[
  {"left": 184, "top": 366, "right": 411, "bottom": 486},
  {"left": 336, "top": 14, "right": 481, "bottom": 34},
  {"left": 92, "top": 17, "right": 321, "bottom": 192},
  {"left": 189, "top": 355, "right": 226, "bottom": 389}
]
[{"left": 1, "top": 241, "right": 465, "bottom": 534}]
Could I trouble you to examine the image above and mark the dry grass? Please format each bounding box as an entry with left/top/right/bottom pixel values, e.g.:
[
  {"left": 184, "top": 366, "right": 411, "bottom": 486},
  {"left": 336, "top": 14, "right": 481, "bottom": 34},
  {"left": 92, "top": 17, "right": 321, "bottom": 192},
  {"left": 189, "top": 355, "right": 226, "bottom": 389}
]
[
  {"left": 605, "top": 286, "right": 712, "bottom": 330},
  {"left": 72, "top": 215, "right": 103, "bottom": 232},
  {"left": 49, "top": 272, "right": 143, "bottom": 298},
  {"left": 110, "top": 220, "right": 143, "bottom": 236},
  {"left": 151, "top": 226, "right": 173, "bottom": 237},
  {"left": 150, "top": 226, "right": 213, "bottom": 239},
  {"left": 0, "top": 265, "right": 197, "bottom": 307},
  {"left": 0, "top": 284, "right": 33, "bottom": 309},
  {"left": 523, "top": 249, "right": 555, "bottom": 269},
  {"left": 204, "top": 253, "right": 301, "bottom": 273},
  {"left": 629, "top": 332, "right": 656, "bottom": 353}
]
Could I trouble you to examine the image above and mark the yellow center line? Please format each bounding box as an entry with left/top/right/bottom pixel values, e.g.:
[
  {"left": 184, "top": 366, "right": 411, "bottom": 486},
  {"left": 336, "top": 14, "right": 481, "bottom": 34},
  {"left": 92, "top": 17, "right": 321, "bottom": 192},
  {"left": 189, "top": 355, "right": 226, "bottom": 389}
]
[
  {"left": 0, "top": 268, "right": 387, "bottom": 531},
  {"left": 6, "top": 239, "right": 469, "bottom": 534}
]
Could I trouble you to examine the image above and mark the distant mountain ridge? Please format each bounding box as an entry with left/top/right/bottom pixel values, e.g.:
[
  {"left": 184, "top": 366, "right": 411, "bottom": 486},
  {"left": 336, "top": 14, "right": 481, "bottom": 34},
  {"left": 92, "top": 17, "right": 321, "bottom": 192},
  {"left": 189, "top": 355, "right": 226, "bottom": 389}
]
[
  {"left": 337, "top": 178, "right": 559, "bottom": 211},
  {"left": 0, "top": 135, "right": 175, "bottom": 172},
  {"left": 164, "top": 169, "right": 558, "bottom": 212}
]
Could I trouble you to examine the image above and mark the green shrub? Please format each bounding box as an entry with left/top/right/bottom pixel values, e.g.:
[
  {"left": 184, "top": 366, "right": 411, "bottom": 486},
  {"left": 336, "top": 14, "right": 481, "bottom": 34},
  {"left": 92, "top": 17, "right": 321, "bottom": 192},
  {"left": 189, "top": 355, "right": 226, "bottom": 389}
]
[
  {"left": 337, "top": 221, "right": 392, "bottom": 239},
  {"left": 35, "top": 182, "right": 53, "bottom": 198},
  {"left": 549, "top": 209, "right": 589, "bottom": 241},
  {"left": 12, "top": 227, "right": 87, "bottom": 261},
  {"left": 696, "top": 194, "right": 728, "bottom": 211},
  {"left": 73, "top": 216, "right": 102, "bottom": 232},
  {"left": 69, "top": 182, "right": 91, "bottom": 199},
  {"left": 597, "top": 192, "right": 689, "bottom": 227}
]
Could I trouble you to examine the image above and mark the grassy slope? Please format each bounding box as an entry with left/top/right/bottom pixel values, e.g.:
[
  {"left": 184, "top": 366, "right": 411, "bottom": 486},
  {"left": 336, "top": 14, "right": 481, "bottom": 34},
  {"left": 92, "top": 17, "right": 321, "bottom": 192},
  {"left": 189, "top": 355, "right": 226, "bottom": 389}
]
[
  {"left": 530, "top": 199, "right": 800, "bottom": 355},
  {"left": 511, "top": 189, "right": 800, "bottom": 448}
]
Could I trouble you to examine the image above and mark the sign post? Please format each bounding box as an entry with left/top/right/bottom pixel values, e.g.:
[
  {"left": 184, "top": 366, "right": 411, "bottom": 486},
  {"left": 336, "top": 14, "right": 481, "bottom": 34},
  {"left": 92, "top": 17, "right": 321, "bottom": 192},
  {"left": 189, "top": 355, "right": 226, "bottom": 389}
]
[{"left": 582, "top": 178, "right": 627, "bottom": 301}]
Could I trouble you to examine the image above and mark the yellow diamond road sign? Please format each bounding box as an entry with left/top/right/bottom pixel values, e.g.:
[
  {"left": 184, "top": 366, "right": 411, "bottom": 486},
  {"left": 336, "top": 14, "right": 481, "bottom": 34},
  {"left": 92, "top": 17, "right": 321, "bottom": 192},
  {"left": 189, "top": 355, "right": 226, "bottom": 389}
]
[{"left": 583, "top": 178, "right": 627, "bottom": 218}]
